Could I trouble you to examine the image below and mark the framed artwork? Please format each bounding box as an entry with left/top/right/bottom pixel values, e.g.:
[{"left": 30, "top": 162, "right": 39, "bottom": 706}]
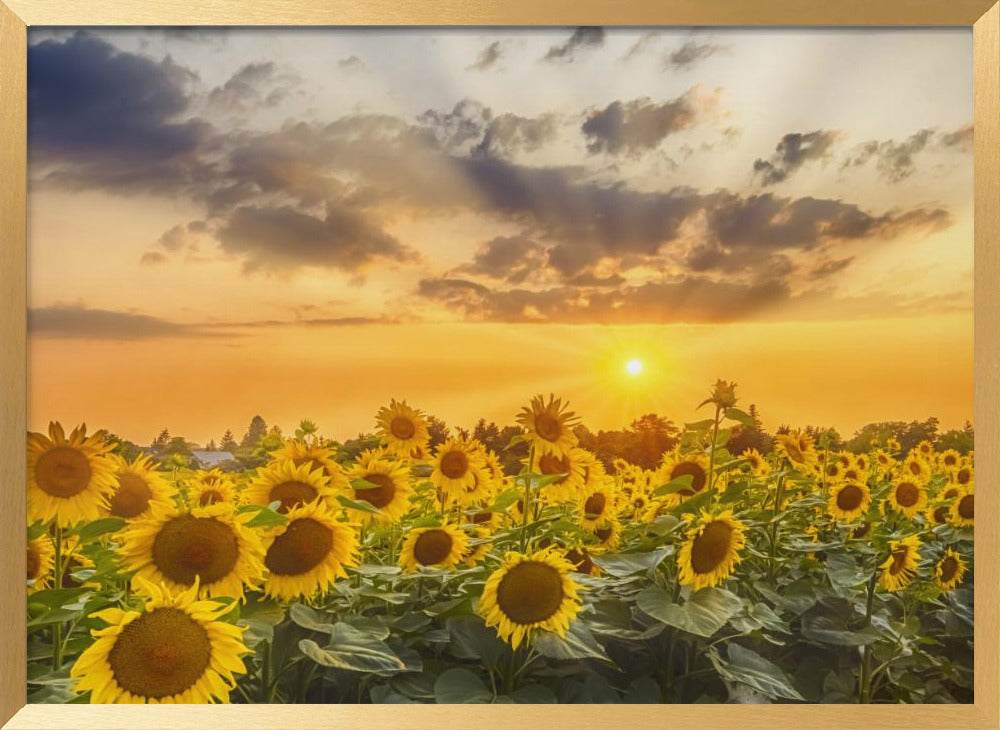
[{"left": 1, "top": 1, "right": 998, "bottom": 728}]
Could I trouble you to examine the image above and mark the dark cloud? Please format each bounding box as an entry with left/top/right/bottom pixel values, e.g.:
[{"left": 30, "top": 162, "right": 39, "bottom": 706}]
[
  {"left": 543, "top": 27, "right": 604, "bottom": 62},
  {"left": 582, "top": 88, "right": 718, "bottom": 156},
  {"left": 471, "top": 113, "right": 559, "bottom": 158},
  {"left": 940, "top": 123, "right": 974, "bottom": 152},
  {"left": 216, "top": 202, "right": 417, "bottom": 274},
  {"left": 455, "top": 236, "right": 548, "bottom": 284},
  {"left": 468, "top": 41, "right": 503, "bottom": 71},
  {"left": 28, "top": 32, "right": 212, "bottom": 191},
  {"left": 842, "top": 129, "right": 935, "bottom": 183},
  {"left": 666, "top": 40, "right": 727, "bottom": 69},
  {"left": 810, "top": 257, "right": 855, "bottom": 279},
  {"left": 207, "top": 62, "right": 295, "bottom": 115},
  {"left": 418, "top": 99, "right": 492, "bottom": 151},
  {"left": 753, "top": 130, "right": 842, "bottom": 186}
]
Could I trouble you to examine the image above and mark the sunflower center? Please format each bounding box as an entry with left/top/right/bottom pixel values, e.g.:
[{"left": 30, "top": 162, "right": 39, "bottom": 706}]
[
  {"left": 27, "top": 544, "right": 40, "bottom": 580},
  {"left": 852, "top": 522, "right": 871, "bottom": 539},
  {"left": 826, "top": 464, "right": 840, "bottom": 477},
  {"left": 956, "top": 468, "right": 971, "bottom": 485},
  {"left": 944, "top": 454, "right": 958, "bottom": 466},
  {"left": 944, "top": 487, "right": 959, "bottom": 499},
  {"left": 584, "top": 492, "right": 606, "bottom": 517},
  {"left": 34, "top": 446, "right": 92, "bottom": 499},
  {"left": 958, "top": 494, "right": 974, "bottom": 519},
  {"left": 533, "top": 413, "right": 563, "bottom": 443},
  {"left": 690, "top": 521, "right": 733, "bottom": 575},
  {"left": 264, "top": 518, "right": 333, "bottom": 576},
  {"left": 895, "top": 482, "right": 920, "bottom": 507},
  {"left": 412, "top": 529, "right": 453, "bottom": 566},
  {"left": 151, "top": 515, "right": 240, "bottom": 587},
  {"left": 199, "top": 490, "right": 224, "bottom": 506},
  {"left": 939, "top": 556, "right": 959, "bottom": 583},
  {"left": 844, "top": 469, "right": 860, "bottom": 481},
  {"left": 390, "top": 416, "right": 416, "bottom": 440},
  {"left": 496, "top": 561, "right": 564, "bottom": 625},
  {"left": 565, "top": 548, "right": 593, "bottom": 575},
  {"left": 472, "top": 511, "right": 493, "bottom": 524},
  {"left": 595, "top": 525, "right": 613, "bottom": 542},
  {"left": 932, "top": 506, "right": 949, "bottom": 524},
  {"left": 889, "top": 547, "right": 910, "bottom": 576},
  {"left": 356, "top": 473, "right": 395, "bottom": 508},
  {"left": 268, "top": 481, "right": 318, "bottom": 513},
  {"left": 908, "top": 461, "right": 922, "bottom": 476},
  {"left": 538, "top": 453, "right": 569, "bottom": 483},
  {"left": 109, "top": 474, "right": 153, "bottom": 518},
  {"left": 440, "top": 451, "right": 469, "bottom": 479},
  {"left": 836, "top": 484, "right": 864, "bottom": 512},
  {"left": 107, "top": 607, "right": 211, "bottom": 700},
  {"left": 671, "top": 461, "right": 707, "bottom": 496}
]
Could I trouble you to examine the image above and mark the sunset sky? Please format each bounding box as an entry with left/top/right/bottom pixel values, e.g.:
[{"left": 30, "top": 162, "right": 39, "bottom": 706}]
[{"left": 26, "top": 27, "right": 974, "bottom": 445}]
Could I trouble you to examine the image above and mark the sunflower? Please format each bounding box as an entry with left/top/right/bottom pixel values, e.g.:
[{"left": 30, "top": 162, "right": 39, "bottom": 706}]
[
  {"left": 516, "top": 394, "right": 580, "bottom": 458},
  {"left": 375, "top": 399, "right": 430, "bottom": 455},
  {"left": 532, "top": 447, "right": 588, "bottom": 504},
  {"left": 591, "top": 519, "right": 622, "bottom": 553},
  {"left": 27, "top": 533, "right": 55, "bottom": 593},
  {"left": 824, "top": 461, "right": 844, "bottom": 481},
  {"left": 841, "top": 462, "right": 868, "bottom": 484},
  {"left": 432, "top": 439, "right": 486, "bottom": 502},
  {"left": 915, "top": 440, "right": 935, "bottom": 458},
  {"left": 59, "top": 536, "right": 98, "bottom": 589},
  {"left": 934, "top": 548, "right": 967, "bottom": 592},
  {"left": 346, "top": 457, "right": 412, "bottom": 523},
  {"left": 774, "top": 431, "right": 817, "bottom": 470},
  {"left": 564, "top": 547, "right": 600, "bottom": 576},
  {"left": 900, "top": 454, "right": 931, "bottom": 484},
  {"left": 677, "top": 510, "right": 747, "bottom": 591},
  {"left": 873, "top": 449, "right": 895, "bottom": 470},
  {"left": 399, "top": 523, "right": 469, "bottom": 571},
  {"left": 827, "top": 482, "right": 871, "bottom": 522},
  {"left": 740, "top": 448, "right": 770, "bottom": 477},
  {"left": 938, "top": 449, "right": 962, "bottom": 472},
  {"left": 262, "top": 501, "right": 359, "bottom": 602},
  {"left": 27, "top": 422, "right": 118, "bottom": 528},
  {"left": 950, "top": 488, "right": 974, "bottom": 526},
  {"left": 189, "top": 479, "right": 239, "bottom": 508},
  {"left": 951, "top": 461, "right": 974, "bottom": 488},
  {"left": 926, "top": 502, "right": 952, "bottom": 526},
  {"left": 104, "top": 455, "right": 173, "bottom": 520},
  {"left": 879, "top": 535, "right": 921, "bottom": 592},
  {"left": 268, "top": 440, "right": 352, "bottom": 494},
  {"left": 850, "top": 522, "right": 872, "bottom": 540},
  {"left": 479, "top": 546, "right": 582, "bottom": 649},
  {"left": 119, "top": 502, "right": 265, "bottom": 601},
  {"left": 70, "top": 578, "right": 248, "bottom": 703},
  {"left": 660, "top": 453, "right": 710, "bottom": 498},
  {"left": 245, "top": 460, "right": 337, "bottom": 515},
  {"left": 578, "top": 481, "right": 616, "bottom": 530},
  {"left": 886, "top": 478, "right": 928, "bottom": 517}
]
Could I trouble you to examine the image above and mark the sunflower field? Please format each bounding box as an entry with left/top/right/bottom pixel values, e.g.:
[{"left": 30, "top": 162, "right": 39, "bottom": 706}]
[{"left": 26, "top": 382, "right": 974, "bottom": 704}]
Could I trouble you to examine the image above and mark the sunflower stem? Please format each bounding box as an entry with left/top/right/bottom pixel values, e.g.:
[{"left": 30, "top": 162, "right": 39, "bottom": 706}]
[
  {"left": 859, "top": 569, "right": 879, "bottom": 702},
  {"left": 260, "top": 640, "right": 272, "bottom": 703},
  {"left": 52, "top": 525, "right": 63, "bottom": 670},
  {"left": 519, "top": 446, "right": 535, "bottom": 553},
  {"left": 707, "top": 405, "right": 722, "bottom": 493}
]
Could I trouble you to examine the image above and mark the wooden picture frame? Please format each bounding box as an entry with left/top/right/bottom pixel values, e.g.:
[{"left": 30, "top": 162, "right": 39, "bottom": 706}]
[{"left": 1, "top": 1, "right": 997, "bottom": 727}]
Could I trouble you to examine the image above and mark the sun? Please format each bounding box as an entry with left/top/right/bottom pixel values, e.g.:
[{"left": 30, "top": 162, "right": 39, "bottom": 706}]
[{"left": 625, "top": 358, "right": 644, "bottom": 376}]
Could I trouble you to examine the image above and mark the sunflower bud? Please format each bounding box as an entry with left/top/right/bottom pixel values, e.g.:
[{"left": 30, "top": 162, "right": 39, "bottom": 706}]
[{"left": 709, "top": 379, "right": 738, "bottom": 409}]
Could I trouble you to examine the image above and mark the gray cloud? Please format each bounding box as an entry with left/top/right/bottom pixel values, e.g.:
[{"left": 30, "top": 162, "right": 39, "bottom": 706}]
[
  {"left": 207, "top": 62, "right": 295, "bottom": 115},
  {"left": 338, "top": 55, "right": 364, "bottom": 71},
  {"left": 666, "top": 40, "right": 727, "bottom": 69},
  {"left": 622, "top": 32, "right": 659, "bottom": 61},
  {"left": 842, "top": 129, "right": 935, "bottom": 183},
  {"left": 468, "top": 41, "right": 503, "bottom": 71},
  {"left": 544, "top": 27, "right": 604, "bottom": 62},
  {"left": 472, "top": 113, "right": 559, "bottom": 158},
  {"left": 455, "top": 235, "right": 548, "bottom": 284},
  {"left": 582, "top": 89, "right": 718, "bottom": 156},
  {"left": 753, "top": 130, "right": 842, "bottom": 186},
  {"left": 940, "top": 123, "right": 973, "bottom": 152}
]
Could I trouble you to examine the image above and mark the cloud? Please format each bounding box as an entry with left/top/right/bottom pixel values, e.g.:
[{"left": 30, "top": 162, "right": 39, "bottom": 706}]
[
  {"left": 454, "top": 235, "right": 549, "bottom": 284},
  {"left": 471, "top": 113, "right": 560, "bottom": 158},
  {"left": 468, "top": 41, "right": 503, "bottom": 71},
  {"left": 940, "top": 123, "right": 973, "bottom": 152},
  {"left": 216, "top": 202, "right": 417, "bottom": 274},
  {"left": 581, "top": 87, "right": 720, "bottom": 156},
  {"left": 338, "top": 55, "right": 365, "bottom": 71},
  {"left": 842, "top": 129, "right": 935, "bottom": 183},
  {"left": 207, "top": 61, "right": 296, "bottom": 115},
  {"left": 622, "top": 32, "right": 659, "bottom": 61},
  {"left": 543, "top": 27, "right": 604, "bottom": 62},
  {"left": 28, "top": 32, "right": 212, "bottom": 191},
  {"left": 139, "top": 251, "right": 169, "bottom": 266},
  {"left": 753, "top": 130, "right": 842, "bottom": 186},
  {"left": 666, "top": 40, "right": 727, "bottom": 69}
]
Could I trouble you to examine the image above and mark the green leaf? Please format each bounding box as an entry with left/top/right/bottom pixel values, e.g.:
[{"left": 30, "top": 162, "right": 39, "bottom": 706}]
[
  {"left": 288, "top": 603, "right": 333, "bottom": 633},
  {"left": 433, "top": 667, "right": 492, "bottom": 704},
  {"left": 73, "top": 517, "right": 126, "bottom": 541},
  {"left": 299, "top": 623, "right": 406, "bottom": 675},
  {"left": 532, "top": 620, "right": 610, "bottom": 662},
  {"left": 724, "top": 408, "right": 757, "bottom": 428},
  {"left": 652, "top": 475, "right": 693, "bottom": 497},
  {"left": 801, "top": 613, "right": 880, "bottom": 646},
  {"left": 447, "top": 616, "right": 506, "bottom": 669},
  {"left": 591, "top": 546, "right": 674, "bottom": 577},
  {"left": 487, "top": 488, "right": 521, "bottom": 513},
  {"left": 504, "top": 434, "right": 525, "bottom": 450},
  {"left": 336, "top": 494, "right": 382, "bottom": 514},
  {"left": 708, "top": 643, "right": 805, "bottom": 701},
  {"left": 510, "top": 684, "right": 557, "bottom": 703},
  {"left": 685, "top": 418, "right": 716, "bottom": 431},
  {"left": 350, "top": 477, "right": 381, "bottom": 490},
  {"left": 637, "top": 586, "right": 743, "bottom": 638},
  {"left": 243, "top": 505, "right": 289, "bottom": 529},
  {"left": 825, "top": 553, "right": 870, "bottom": 589}
]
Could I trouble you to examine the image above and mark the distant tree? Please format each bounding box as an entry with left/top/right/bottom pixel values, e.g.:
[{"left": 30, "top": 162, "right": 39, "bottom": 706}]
[
  {"left": 847, "top": 418, "right": 939, "bottom": 454},
  {"left": 151, "top": 428, "right": 171, "bottom": 454},
  {"left": 220, "top": 429, "right": 238, "bottom": 452},
  {"left": 241, "top": 416, "right": 268, "bottom": 448},
  {"left": 937, "top": 421, "right": 974, "bottom": 454},
  {"left": 101, "top": 432, "right": 143, "bottom": 463},
  {"left": 727, "top": 403, "right": 773, "bottom": 455},
  {"left": 627, "top": 413, "right": 679, "bottom": 469},
  {"left": 260, "top": 425, "right": 285, "bottom": 452},
  {"left": 206, "top": 439, "right": 217, "bottom": 451},
  {"left": 295, "top": 419, "right": 319, "bottom": 444},
  {"left": 426, "top": 416, "right": 450, "bottom": 449}
]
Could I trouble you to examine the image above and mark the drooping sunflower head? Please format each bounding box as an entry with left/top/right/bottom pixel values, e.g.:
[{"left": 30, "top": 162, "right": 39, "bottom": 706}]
[
  {"left": 119, "top": 502, "right": 266, "bottom": 601},
  {"left": 346, "top": 457, "right": 412, "bottom": 523},
  {"left": 375, "top": 399, "right": 430, "bottom": 455},
  {"left": 774, "top": 431, "right": 817, "bottom": 470},
  {"left": 27, "top": 422, "right": 118, "bottom": 528},
  {"left": 661, "top": 453, "right": 710, "bottom": 498},
  {"left": 478, "top": 546, "right": 582, "bottom": 649},
  {"left": 532, "top": 447, "right": 588, "bottom": 505},
  {"left": 590, "top": 519, "right": 622, "bottom": 553},
  {"left": 516, "top": 394, "right": 580, "bottom": 457},
  {"left": 879, "top": 535, "right": 921, "bottom": 592},
  {"left": 70, "top": 578, "right": 249, "bottom": 703},
  {"left": 579, "top": 480, "right": 616, "bottom": 530},
  {"left": 950, "top": 487, "right": 974, "bottom": 526},
  {"left": 741, "top": 448, "right": 770, "bottom": 477},
  {"left": 887, "top": 478, "right": 928, "bottom": 517},
  {"left": 105, "top": 455, "right": 174, "bottom": 520},
  {"left": 850, "top": 521, "right": 872, "bottom": 540},
  {"left": 934, "top": 548, "right": 967, "bottom": 592},
  {"left": 900, "top": 454, "right": 931, "bottom": 484},
  {"left": 246, "top": 459, "right": 335, "bottom": 514},
  {"left": 827, "top": 481, "right": 871, "bottom": 522},
  {"left": 677, "top": 510, "right": 747, "bottom": 591},
  {"left": 262, "top": 501, "right": 359, "bottom": 602},
  {"left": 27, "top": 533, "right": 55, "bottom": 593},
  {"left": 563, "top": 546, "right": 600, "bottom": 577},
  {"left": 399, "top": 523, "right": 469, "bottom": 572}
]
